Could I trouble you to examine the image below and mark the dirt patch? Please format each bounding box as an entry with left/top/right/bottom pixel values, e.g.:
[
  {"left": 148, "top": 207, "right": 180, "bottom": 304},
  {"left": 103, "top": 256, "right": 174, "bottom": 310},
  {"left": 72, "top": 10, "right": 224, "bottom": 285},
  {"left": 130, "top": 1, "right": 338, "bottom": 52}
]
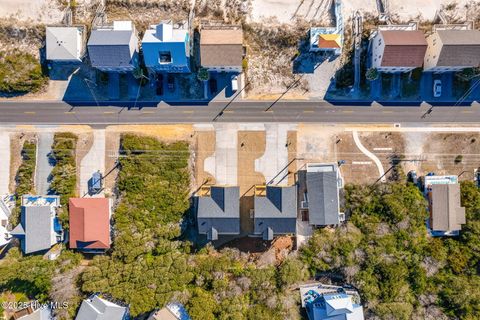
[
  {"left": 238, "top": 131, "right": 266, "bottom": 234},
  {"left": 256, "top": 236, "right": 294, "bottom": 267},
  {"left": 74, "top": 131, "right": 94, "bottom": 195},
  {"left": 195, "top": 130, "right": 216, "bottom": 187},
  {"left": 358, "top": 132, "right": 407, "bottom": 181},
  {"left": 336, "top": 132, "right": 379, "bottom": 185},
  {"left": 108, "top": 125, "right": 194, "bottom": 142},
  {"left": 220, "top": 235, "right": 293, "bottom": 266},
  {"left": 9, "top": 132, "right": 37, "bottom": 193},
  {"left": 104, "top": 131, "right": 120, "bottom": 197},
  {"left": 420, "top": 133, "right": 480, "bottom": 181},
  {"left": 287, "top": 130, "right": 297, "bottom": 185}
]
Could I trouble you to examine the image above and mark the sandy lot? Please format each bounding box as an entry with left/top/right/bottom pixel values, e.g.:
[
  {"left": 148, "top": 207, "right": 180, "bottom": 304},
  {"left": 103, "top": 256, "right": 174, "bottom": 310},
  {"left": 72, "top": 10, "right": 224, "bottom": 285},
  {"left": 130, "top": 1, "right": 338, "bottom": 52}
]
[
  {"left": 250, "top": 0, "right": 474, "bottom": 23},
  {"left": 0, "top": 0, "right": 64, "bottom": 23}
]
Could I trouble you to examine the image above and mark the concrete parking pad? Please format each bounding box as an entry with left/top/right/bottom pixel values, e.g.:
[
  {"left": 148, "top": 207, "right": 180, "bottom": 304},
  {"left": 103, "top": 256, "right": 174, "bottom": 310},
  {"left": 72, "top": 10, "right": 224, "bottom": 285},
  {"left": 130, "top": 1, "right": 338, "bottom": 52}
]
[
  {"left": 0, "top": 132, "right": 11, "bottom": 195},
  {"left": 255, "top": 124, "right": 297, "bottom": 186},
  {"left": 80, "top": 130, "right": 105, "bottom": 197},
  {"left": 35, "top": 132, "right": 54, "bottom": 195},
  {"left": 204, "top": 124, "right": 239, "bottom": 186}
]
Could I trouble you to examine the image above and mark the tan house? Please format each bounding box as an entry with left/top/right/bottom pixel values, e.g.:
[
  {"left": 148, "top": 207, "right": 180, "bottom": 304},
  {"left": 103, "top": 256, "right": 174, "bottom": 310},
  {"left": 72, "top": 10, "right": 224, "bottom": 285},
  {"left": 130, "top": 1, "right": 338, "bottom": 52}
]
[
  {"left": 424, "top": 29, "right": 480, "bottom": 72},
  {"left": 428, "top": 183, "right": 466, "bottom": 236},
  {"left": 200, "top": 26, "right": 243, "bottom": 72},
  {"left": 371, "top": 30, "right": 427, "bottom": 73}
]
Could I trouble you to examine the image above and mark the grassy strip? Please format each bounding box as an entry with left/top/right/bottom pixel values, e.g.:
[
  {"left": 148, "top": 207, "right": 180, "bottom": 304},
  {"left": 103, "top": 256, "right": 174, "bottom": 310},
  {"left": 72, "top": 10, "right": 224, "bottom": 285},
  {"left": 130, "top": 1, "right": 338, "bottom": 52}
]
[
  {"left": 49, "top": 132, "right": 78, "bottom": 229},
  {"left": 0, "top": 50, "right": 47, "bottom": 94},
  {"left": 9, "top": 141, "right": 37, "bottom": 226}
]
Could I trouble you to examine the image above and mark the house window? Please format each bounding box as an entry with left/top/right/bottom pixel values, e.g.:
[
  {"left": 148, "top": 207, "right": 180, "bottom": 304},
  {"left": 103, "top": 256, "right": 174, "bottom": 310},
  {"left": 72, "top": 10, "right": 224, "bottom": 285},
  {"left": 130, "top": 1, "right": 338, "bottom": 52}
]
[{"left": 159, "top": 51, "right": 172, "bottom": 64}]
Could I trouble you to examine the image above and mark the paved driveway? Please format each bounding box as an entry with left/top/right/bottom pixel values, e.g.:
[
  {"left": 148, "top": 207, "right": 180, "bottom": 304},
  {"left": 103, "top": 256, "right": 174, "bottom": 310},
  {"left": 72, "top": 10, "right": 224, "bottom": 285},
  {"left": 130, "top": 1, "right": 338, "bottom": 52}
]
[
  {"left": 0, "top": 132, "right": 10, "bottom": 195},
  {"left": 255, "top": 124, "right": 297, "bottom": 186},
  {"left": 204, "top": 124, "right": 238, "bottom": 185},
  {"left": 80, "top": 130, "right": 105, "bottom": 197},
  {"left": 35, "top": 133, "right": 54, "bottom": 195}
]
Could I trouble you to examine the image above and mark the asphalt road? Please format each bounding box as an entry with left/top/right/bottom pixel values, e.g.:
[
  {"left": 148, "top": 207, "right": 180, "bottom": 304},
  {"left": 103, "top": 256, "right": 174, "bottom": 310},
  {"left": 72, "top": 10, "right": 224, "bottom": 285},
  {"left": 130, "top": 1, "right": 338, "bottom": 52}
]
[{"left": 0, "top": 100, "right": 479, "bottom": 125}]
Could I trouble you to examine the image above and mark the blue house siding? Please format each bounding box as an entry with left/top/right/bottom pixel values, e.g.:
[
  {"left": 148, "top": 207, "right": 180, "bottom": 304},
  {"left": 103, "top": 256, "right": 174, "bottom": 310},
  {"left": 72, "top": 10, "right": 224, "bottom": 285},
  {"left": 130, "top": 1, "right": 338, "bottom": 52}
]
[{"left": 142, "top": 34, "right": 190, "bottom": 73}]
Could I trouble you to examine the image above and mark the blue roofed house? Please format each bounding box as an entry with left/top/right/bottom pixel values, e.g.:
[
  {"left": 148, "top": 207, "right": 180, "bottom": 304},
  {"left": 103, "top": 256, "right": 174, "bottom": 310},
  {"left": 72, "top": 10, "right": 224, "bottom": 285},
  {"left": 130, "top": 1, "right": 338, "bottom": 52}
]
[
  {"left": 300, "top": 284, "right": 364, "bottom": 320},
  {"left": 253, "top": 185, "right": 297, "bottom": 240},
  {"left": 142, "top": 22, "right": 191, "bottom": 73},
  {"left": 195, "top": 186, "right": 240, "bottom": 241},
  {"left": 87, "top": 21, "right": 139, "bottom": 72},
  {"left": 10, "top": 195, "right": 63, "bottom": 254}
]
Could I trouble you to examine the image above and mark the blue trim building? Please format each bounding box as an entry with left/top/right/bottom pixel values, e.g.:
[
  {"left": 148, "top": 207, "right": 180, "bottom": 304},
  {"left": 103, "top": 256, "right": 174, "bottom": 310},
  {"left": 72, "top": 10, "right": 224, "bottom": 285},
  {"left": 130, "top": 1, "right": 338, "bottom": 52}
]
[{"left": 142, "top": 22, "right": 191, "bottom": 73}]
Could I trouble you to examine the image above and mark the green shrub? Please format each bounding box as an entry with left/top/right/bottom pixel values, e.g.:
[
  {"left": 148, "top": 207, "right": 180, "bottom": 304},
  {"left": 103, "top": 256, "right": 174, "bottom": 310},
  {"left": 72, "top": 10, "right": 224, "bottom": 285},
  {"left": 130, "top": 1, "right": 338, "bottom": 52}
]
[
  {"left": 455, "top": 155, "right": 463, "bottom": 164},
  {"left": 0, "top": 50, "right": 47, "bottom": 94},
  {"left": 49, "top": 133, "right": 77, "bottom": 229}
]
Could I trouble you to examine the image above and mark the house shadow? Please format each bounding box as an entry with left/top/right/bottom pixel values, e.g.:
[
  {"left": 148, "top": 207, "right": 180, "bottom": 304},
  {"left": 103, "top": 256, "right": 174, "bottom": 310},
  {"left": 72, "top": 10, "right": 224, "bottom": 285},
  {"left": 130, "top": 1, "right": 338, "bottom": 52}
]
[{"left": 292, "top": 38, "right": 336, "bottom": 74}]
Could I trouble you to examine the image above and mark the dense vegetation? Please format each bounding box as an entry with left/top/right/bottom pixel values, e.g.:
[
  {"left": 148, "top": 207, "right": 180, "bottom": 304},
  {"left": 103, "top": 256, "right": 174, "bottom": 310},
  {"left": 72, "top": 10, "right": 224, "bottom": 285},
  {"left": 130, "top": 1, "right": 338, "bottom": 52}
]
[
  {"left": 302, "top": 181, "right": 480, "bottom": 319},
  {"left": 9, "top": 141, "right": 37, "bottom": 226},
  {"left": 0, "top": 249, "right": 81, "bottom": 305},
  {"left": 3, "top": 133, "right": 480, "bottom": 319},
  {"left": 0, "top": 51, "right": 47, "bottom": 94},
  {"left": 49, "top": 133, "right": 77, "bottom": 228},
  {"left": 81, "top": 135, "right": 193, "bottom": 316}
]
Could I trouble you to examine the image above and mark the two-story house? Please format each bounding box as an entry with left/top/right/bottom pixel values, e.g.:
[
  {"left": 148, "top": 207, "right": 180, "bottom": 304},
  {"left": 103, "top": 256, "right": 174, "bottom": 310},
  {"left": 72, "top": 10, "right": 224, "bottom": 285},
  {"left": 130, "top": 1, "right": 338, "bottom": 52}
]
[
  {"left": 371, "top": 29, "right": 427, "bottom": 73},
  {"left": 87, "top": 21, "right": 139, "bottom": 72},
  {"left": 424, "top": 28, "right": 480, "bottom": 72},
  {"left": 142, "top": 22, "right": 191, "bottom": 73}
]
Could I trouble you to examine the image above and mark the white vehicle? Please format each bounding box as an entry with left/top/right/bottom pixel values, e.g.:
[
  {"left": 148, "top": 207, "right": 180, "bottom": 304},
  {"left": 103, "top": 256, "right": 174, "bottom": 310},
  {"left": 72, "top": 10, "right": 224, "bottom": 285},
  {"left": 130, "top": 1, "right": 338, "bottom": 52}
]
[
  {"left": 231, "top": 75, "right": 238, "bottom": 93},
  {"left": 433, "top": 79, "right": 442, "bottom": 98}
]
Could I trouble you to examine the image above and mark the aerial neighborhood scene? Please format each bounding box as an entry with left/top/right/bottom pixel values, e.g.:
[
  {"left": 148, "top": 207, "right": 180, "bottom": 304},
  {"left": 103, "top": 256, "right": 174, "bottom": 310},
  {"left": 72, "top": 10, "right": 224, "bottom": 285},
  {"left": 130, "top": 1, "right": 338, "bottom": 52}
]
[{"left": 1, "top": 0, "right": 480, "bottom": 319}]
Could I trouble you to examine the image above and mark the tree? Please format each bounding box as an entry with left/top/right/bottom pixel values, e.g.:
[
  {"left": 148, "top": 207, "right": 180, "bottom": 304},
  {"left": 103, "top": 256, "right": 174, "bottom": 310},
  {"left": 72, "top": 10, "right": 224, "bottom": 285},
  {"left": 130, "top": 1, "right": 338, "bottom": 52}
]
[
  {"left": 197, "top": 67, "right": 210, "bottom": 82},
  {"left": 187, "top": 289, "right": 218, "bottom": 320},
  {"left": 366, "top": 67, "right": 379, "bottom": 81}
]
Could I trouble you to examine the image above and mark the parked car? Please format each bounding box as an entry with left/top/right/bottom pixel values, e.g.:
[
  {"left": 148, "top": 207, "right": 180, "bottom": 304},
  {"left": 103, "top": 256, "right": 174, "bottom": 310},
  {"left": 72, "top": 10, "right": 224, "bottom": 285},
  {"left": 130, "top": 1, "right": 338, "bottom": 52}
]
[
  {"left": 209, "top": 78, "right": 217, "bottom": 94},
  {"left": 433, "top": 79, "right": 442, "bottom": 98},
  {"left": 167, "top": 74, "right": 175, "bottom": 92},
  {"left": 156, "top": 74, "right": 163, "bottom": 96},
  {"left": 231, "top": 75, "right": 238, "bottom": 93}
]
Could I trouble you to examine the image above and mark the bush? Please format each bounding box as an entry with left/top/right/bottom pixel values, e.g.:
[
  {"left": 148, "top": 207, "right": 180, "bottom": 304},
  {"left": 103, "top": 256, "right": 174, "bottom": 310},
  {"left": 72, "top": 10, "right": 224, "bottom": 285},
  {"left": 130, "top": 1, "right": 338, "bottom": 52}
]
[
  {"left": 455, "top": 155, "right": 463, "bottom": 164},
  {"left": 197, "top": 67, "right": 209, "bottom": 81},
  {"left": 366, "top": 67, "right": 379, "bottom": 81},
  {"left": 49, "top": 133, "right": 77, "bottom": 228},
  {"left": 0, "top": 50, "right": 47, "bottom": 94}
]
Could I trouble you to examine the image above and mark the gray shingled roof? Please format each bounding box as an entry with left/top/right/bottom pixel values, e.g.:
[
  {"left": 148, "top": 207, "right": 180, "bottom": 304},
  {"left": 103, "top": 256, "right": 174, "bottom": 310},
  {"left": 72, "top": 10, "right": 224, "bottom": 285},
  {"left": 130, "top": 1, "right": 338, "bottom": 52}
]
[
  {"left": 11, "top": 206, "right": 54, "bottom": 254},
  {"left": 254, "top": 186, "right": 297, "bottom": 219},
  {"left": 431, "top": 184, "right": 466, "bottom": 232},
  {"left": 88, "top": 30, "right": 133, "bottom": 46},
  {"left": 87, "top": 29, "right": 136, "bottom": 68},
  {"left": 435, "top": 30, "right": 480, "bottom": 67},
  {"left": 197, "top": 186, "right": 239, "bottom": 219},
  {"left": 75, "top": 296, "right": 127, "bottom": 320},
  {"left": 306, "top": 171, "right": 340, "bottom": 226}
]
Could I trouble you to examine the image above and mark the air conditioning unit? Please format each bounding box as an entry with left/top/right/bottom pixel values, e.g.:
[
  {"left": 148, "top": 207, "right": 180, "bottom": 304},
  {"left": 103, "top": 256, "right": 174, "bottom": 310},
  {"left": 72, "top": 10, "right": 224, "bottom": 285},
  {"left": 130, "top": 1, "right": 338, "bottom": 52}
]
[
  {"left": 339, "top": 212, "right": 345, "bottom": 222},
  {"left": 300, "top": 201, "right": 309, "bottom": 209}
]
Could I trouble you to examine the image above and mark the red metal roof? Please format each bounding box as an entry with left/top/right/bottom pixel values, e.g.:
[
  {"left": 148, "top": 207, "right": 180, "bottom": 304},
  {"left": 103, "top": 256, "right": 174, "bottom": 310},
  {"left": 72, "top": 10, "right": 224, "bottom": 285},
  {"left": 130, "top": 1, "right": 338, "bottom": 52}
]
[
  {"left": 380, "top": 30, "right": 427, "bottom": 67},
  {"left": 69, "top": 198, "right": 110, "bottom": 250}
]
